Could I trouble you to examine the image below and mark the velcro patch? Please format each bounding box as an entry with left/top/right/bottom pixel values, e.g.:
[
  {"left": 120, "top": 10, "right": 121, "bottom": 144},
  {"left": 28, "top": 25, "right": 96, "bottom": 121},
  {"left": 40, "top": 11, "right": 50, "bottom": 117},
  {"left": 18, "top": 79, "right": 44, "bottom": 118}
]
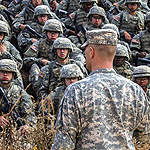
[
  {"left": 31, "top": 45, "right": 38, "bottom": 52},
  {"left": 39, "top": 71, "right": 45, "bottom": 78},
  {"left": 132, "top": 39, "right": 139, "bottom": 44}
]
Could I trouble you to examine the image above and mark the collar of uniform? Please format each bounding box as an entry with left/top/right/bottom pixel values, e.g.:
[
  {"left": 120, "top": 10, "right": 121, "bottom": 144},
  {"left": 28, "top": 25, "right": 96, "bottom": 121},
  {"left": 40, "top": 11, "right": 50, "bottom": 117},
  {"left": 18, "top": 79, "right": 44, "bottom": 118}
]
[{"left": 89, "top": 68, "right": 116, "bottom": 76}]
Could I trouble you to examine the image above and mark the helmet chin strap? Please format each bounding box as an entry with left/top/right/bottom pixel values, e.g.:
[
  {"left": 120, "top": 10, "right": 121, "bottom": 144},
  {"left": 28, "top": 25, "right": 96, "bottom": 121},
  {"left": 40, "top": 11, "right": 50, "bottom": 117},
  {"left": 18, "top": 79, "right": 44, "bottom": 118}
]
[
  {"left": 0, "top": 78, "right": 12, "bottom": 84},
  {"left": 57, "top": 51, "right": 69, "bottom": 61}
]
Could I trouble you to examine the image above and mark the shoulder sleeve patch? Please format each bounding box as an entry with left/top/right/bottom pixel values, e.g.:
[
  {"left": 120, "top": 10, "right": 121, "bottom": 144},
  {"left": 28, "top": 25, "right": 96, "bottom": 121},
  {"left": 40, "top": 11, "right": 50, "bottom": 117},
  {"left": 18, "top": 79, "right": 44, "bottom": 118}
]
[
  {"left": 31, "top": 45, "right": 38, "bottom": 52},
  {"left": 132, "top": 39, "right": 139, "bottom": 44},
  {"left": 39, "top": 71, "right": 45, "bottom": 78},
  {"left": 114, "top": 16, "right": 119, "bottom": 22},
  {"left": 69, "top": 13, "right": 75, "bottom": 20}
]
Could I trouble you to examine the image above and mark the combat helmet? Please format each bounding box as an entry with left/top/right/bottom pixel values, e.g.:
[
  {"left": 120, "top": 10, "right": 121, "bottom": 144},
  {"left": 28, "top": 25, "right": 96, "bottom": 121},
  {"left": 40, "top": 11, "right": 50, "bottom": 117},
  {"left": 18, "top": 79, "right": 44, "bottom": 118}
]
[
  {"left": 146, "top": 12, "right": 150, "bottom": 23},
  {"left": 33, "top": 5, "right": 53, "bottom": 19},
  {"left": 115, "top": 44, "right": 129, "bottom": 61},
  {"left": 42, "top": 19, "right": 63, "bottom": 34},
  {"left": 60, "top": 64, "right": 84, "bottom": 80},
  {"left": 0, "top": 59, "right": 18, "bottom": 79},
  {"left": 125, "top": 0, "right": 141, "bottom": 5},
  {"left": 87, "top": 6, "right": 105, "bottom": 21},
  {"left": 0, "top": 20, "right": 9, "bottom": 36},
  {"left": 132, "top": 65, "right": 150, "bottom": 79},
  {"left": 102, "top": 24, "right": 120, "bottom": 38},
  {"left": 52, "top": 37, "right": 73, "bottom": 51},
  {"left": 80, "top": 0, "right": 97, "bottom": 4}
]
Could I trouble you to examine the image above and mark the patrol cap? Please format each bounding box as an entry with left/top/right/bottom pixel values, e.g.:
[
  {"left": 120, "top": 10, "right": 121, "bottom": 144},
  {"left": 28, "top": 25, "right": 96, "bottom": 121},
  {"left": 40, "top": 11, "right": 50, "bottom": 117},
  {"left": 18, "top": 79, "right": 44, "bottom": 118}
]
[{"left": 81, "top": 29, "right": 117, "bottom": 48}]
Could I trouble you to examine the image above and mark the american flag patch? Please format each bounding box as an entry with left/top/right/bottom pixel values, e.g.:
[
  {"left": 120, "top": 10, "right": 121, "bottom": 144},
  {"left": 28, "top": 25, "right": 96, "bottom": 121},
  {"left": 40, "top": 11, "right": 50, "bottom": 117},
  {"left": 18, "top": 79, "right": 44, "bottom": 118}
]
[
  {"left": 114, "top": 16, "right": 119, "bottom": 22},
  {"left": 14, "top": 0, "right": 19, "bottom": 3},
  {"left": 60, "top": 0, "right": 64, "bottom": 4},
  {"left": 132, "top": 39, "right": 139, "bottom": 44},
  {"left": 39, "top": 71, "right": 45, "bottom": 78},
  {"left": 69, "top": 13, "right": 75, "bottom": 20},
  {"left": 31, "top": 45, "right": 38, "bottom": 52}
]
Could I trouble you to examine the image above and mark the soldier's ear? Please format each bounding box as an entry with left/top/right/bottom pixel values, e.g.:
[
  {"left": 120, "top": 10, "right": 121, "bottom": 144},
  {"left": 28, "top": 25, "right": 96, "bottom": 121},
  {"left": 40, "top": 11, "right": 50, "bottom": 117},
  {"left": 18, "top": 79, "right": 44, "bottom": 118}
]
[{"left": 89, "top": 46, "right": 95, "bottom": 59}]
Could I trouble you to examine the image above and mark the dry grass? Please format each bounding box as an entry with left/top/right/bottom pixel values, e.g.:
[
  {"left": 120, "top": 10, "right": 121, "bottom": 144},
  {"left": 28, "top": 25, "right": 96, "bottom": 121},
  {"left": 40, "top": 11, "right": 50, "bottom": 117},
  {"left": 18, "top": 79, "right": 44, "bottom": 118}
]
[{"left": 0, "top": 89, "right": 56, "bottom": 150}]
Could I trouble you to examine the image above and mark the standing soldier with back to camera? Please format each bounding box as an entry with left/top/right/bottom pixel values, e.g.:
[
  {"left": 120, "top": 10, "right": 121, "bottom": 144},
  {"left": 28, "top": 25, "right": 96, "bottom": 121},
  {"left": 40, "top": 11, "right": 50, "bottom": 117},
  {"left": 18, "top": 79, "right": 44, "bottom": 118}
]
[
  {"left": 111, "top": 0, "right": 145, "bottom": 44},
  {"left": 52, "top": 29, "right": 150, "bottom": 149}
]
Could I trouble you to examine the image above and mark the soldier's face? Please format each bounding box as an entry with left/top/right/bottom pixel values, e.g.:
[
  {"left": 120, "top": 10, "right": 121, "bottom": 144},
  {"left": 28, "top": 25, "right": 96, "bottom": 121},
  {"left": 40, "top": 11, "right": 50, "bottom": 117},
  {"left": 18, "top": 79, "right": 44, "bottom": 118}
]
[
  {"left": 0, "top": 33, "right": 5, "bottom": 43},
  {"left": 113, "top": 56, "right": 124, "bottom": 66},
  {"left": 135, "top": 77, "right": 149, "bottom": 88},
  {"left": 31, "top": 0, "right": 42, "bottom": 6},
  {"left": 65, "top": 77, "right": 79, "bottom": 87},
  {"left": 37, "top": 15, "right": 48, "bottom": 24},
  {"left": 127, "top": 3, "right": 138, "bottom": 12},
  {"left": 47, "top": 31, "right": 59, "bottom": 41},
  {"left": 82, "top": 2, "right": 94, "bottom": 12},
  {"left": 91, "top": 15, "right": 102, "bottom": 27},
  {"left": 56, "top": 49, "right": 69, "bottom": 59},
  {"left": 0, "top": 70, "right": 13, "bottom": 84}
]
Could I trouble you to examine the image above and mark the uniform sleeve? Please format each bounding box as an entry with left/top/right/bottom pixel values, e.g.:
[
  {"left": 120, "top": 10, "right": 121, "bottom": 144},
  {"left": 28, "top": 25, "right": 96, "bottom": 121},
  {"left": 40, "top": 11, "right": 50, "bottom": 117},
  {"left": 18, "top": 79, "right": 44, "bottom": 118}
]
[{"left": 52, "top": 85, "right": 81, "bottom": 150}]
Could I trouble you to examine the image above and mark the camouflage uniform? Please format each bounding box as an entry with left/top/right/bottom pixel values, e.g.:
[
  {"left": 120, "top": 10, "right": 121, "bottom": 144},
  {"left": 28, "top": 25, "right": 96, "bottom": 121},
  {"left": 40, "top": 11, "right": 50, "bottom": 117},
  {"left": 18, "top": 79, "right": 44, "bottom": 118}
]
[
  {"left": 132, "top": 65, "right": 150, "bottom": 148},
  {"left": 0, "top": 20, "right": 23, "bottom": 88},
  {"left": 111, "top": 0, "right": 145, "bottom": 40},
  {"left": 102, "top": 23, "right": 132, "bottom": 61},
  {"left": 12, "top": 0, "right": 51, "bottom": 32},
  {"left": 68, "top": 5, "right": 109, "bottom": 48},
  {"left": 0, "top": 59, "right": 36, "bottom": 127},
  {"left": 38, "top": 63, "right": 84, "bottom": 116},
  {"left": 37, "top": 37, "right": 88, "bottom": 101},
  {"left": 113, "top": 44, "right": 134, "bottom": 80},
  {"left": 64, "top": 0, "right": 97, "bottom": 27},
  {"left": 17, "top": 5, "right": 53, "bottom": 53},
  {"left": 130, "top": 12, "right": 150, "bottom": 57},
  {"left": 52, "top": 29, "right": 150, "bottom": 150},
  {"left": 57, "top": 0, "right": 80, "bottom": 15}
]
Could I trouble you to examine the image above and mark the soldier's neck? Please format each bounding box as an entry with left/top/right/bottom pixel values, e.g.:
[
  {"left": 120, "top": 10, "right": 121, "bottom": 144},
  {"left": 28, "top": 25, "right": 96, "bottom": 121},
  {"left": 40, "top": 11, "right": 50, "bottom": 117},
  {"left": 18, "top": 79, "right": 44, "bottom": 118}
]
[
  {"left": 57, "top": 58, "right": 69, "bottom": 65},
  {"left": 0, "top": 82, "right": 11, "bottom": 89},
  {"left": 129, "top": 11, "right": 137, "bottom": 16}
]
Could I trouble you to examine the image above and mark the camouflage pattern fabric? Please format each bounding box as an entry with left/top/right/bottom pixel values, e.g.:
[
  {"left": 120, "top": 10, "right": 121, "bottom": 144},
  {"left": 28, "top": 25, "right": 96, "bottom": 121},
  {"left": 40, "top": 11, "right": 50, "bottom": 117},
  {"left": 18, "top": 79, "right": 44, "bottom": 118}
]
[
  {"left": 52, "top": 68, "right": 150, "bottom": 149},
  {"left": 130, "top": 29, "right": 150, "bottom": 54},
  {"left": 111, "top": 10, "right": 145, "bottom": 38},
  {"left": 0, "top": 82, "right": 36, "bottom": 126},
  {"left": 37, "top": 59, "right": 87, "bottom": 101},
  {"left": 113, "top": 60, "right": 134, "bottom": 79}
]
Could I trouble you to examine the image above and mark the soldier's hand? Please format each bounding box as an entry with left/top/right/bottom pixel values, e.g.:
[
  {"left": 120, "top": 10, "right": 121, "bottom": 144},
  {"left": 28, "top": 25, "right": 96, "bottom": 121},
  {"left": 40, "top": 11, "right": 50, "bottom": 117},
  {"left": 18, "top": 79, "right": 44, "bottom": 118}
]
[
  {"left": 20, "top": 25, "right": 26, "bottom": 31},
  {"left": 51, "top": 0, "right": 58, "bottom": 12},
  {"left": 124, "top": 31, "right": 132, "bottom": 43},
  {"left": 0, "top": 116, "right": 9, "bottom": 127},
  {"left": 41, "top": 59, "right": 50, "bottom": 66},
  {"left": 136, "top": 52, "right": 147, "bottom": 58},
  {"left": 19, "top": 125, "right": 30, "bottom": 137},
  {"left": 32, "top": 38, "right": 38, "bottom": 43},
  {"left": 0, "top": 43, "right": 6, "bottom": 53}
]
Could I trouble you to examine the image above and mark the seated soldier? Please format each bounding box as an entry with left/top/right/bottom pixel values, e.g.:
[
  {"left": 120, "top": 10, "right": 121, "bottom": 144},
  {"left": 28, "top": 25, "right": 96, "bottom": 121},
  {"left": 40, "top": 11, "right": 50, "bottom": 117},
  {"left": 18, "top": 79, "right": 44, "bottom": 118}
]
[
  {"left": 0, "top": 59, "right": 36, "bottom": 136},
  {"left": 132, "top": 65, "right": 150, "bottom": 148},
  {"left": 113, "top": 44, "right": 134, "bottom": 80},
  {"left": 38, "top": 63, "right": 84, "bottom": 118},
  {"left": 37, "top": 37, "right": 87, "bottom": 102}
]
